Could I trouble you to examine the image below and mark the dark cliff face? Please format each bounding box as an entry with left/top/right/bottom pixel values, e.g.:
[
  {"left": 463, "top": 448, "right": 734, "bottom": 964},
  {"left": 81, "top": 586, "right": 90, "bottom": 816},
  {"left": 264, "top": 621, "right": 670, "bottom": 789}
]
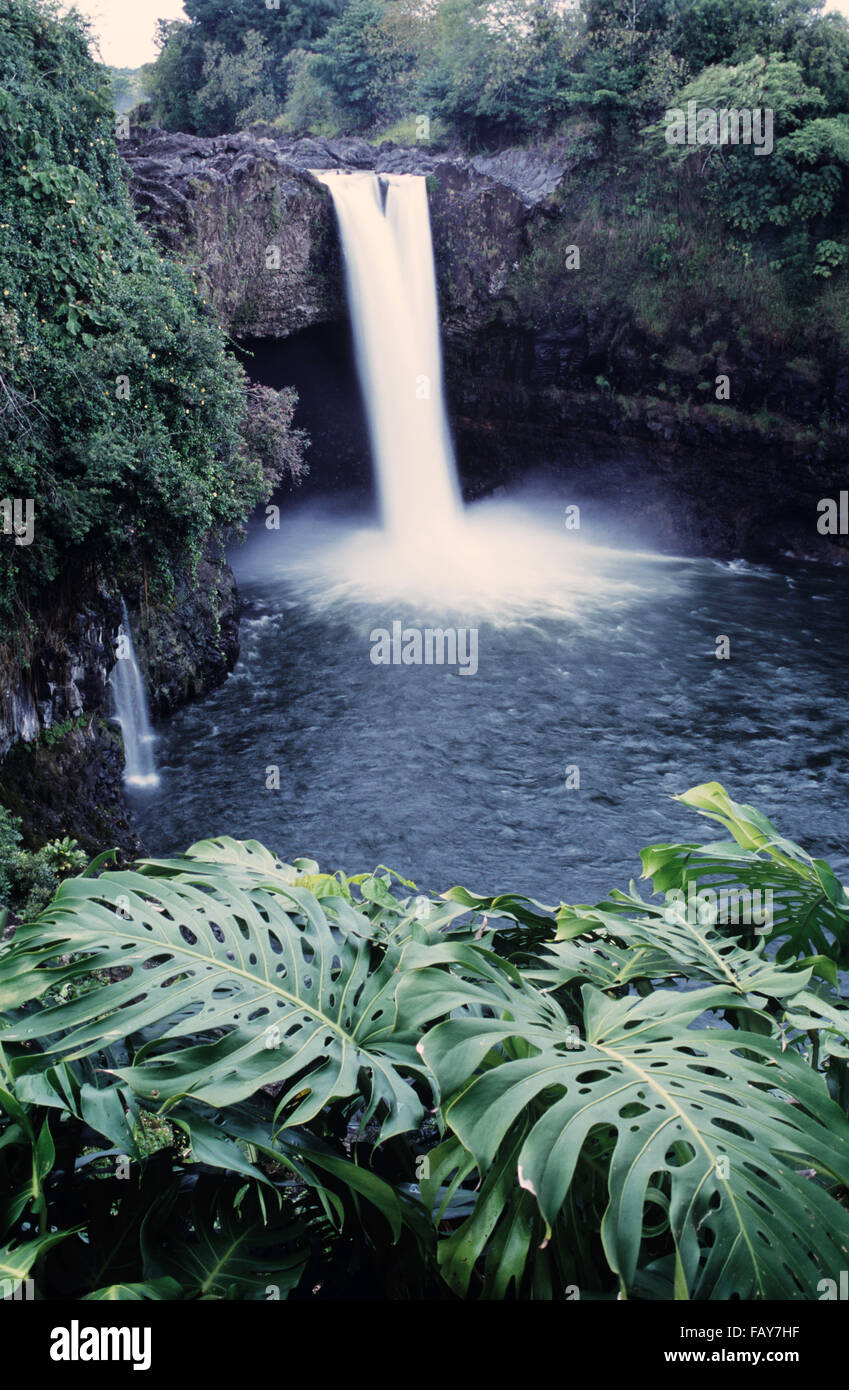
[
  {"left": 137, "top": 538, "right": 239, "bottom": 720},
  {"left": 124, "top": 127, "right": 849, "bottom": 568},
  {"left": 121, "top": 128, "right": 541, "bottom": 337},
  {"left": 0, "top": 587, "right": 134, "bottom": 853},
  {"left": 0, "top": 537, "right": 239, "bottom": 853}
]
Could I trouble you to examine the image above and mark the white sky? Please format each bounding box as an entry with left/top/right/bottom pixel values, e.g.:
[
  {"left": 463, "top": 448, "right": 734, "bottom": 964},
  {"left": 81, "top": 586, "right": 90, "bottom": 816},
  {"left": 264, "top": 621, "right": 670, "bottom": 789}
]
[
  {"left": 66, "top": 0, "right": 849, "bottom": 68},
  {"left": 64, "top": 0, "right": 187, "bottom": 67}
]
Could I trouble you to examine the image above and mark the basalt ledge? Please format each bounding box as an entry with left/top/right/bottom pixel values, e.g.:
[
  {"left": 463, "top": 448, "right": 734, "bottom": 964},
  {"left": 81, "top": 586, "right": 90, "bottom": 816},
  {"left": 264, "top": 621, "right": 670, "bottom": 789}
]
[{"left": 123, "top": 127, "right": 849, "bottom": 567}]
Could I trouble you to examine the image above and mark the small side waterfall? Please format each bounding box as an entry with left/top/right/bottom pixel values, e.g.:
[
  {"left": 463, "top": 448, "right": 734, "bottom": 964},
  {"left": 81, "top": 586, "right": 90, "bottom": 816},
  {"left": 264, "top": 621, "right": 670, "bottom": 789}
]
[
  {"left": 314, "top": 170, "right": 462, "bottom": 541},
  {"left": 110, "top": 599, "right": 159, "bottom": 789}
]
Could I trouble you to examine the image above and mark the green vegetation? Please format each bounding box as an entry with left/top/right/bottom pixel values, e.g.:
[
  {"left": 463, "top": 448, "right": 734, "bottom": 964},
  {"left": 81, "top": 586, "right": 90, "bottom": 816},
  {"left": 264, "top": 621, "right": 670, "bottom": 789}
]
[
  {"left": 642, "top": 53, "right": 849, "bottom": 290},
  {"left": 141, "top": 0, "right": 347, "bottom": 135},
  {"left": 106, "top": 67, "right": 145, "bottom": 116},
  {"left": 1, "top": 784, "right": 848, "bottom": 1299},
  {"left": 0, "top": 805, "right": 86, "bottom": 922},
  {"left": 139, "top": 0, "right": 849, "bottom": 355},
  {"left": 0, "top": 0, "right": 306, "bottom": 646}
]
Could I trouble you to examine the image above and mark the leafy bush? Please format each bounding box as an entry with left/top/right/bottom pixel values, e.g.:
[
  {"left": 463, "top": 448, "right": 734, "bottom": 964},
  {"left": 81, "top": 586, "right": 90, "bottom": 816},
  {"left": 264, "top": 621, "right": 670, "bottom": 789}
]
[
  {"left": 192, "top": 29, "right": 279, "bottom": 133},
  {"left": 276, "top": 49, "right": 347, "bottom": 138},
  {"left": 0, "top": 0, "right": 305, "bottom": 644},
  {"left": 1, "top": 785, "right": 847, "bottom": 1300},
  {"left": 0, "top": 805, "right": 86, "bottom": 921},
  {"left": 280, "top": 0, "right": 432, "bottom": 135},
  {"left": 643, "top": 56, "right": 849, "bottom": 287},
  {"left": 420, "top": 0, "right": 580, "bottom": 144},
  {"left": 310, "top": 0, "right": 397, "bottom": 129},
  {"left": 142, "top": 0, "right": 347, "bottom": 136}
]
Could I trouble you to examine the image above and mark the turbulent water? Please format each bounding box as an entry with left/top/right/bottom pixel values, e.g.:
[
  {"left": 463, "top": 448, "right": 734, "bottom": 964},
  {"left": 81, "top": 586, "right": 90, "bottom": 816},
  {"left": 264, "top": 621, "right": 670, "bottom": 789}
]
[
  {"left": 132, "top": 492, "right": 849, "bottom": 905},
  {"left": 132, "top": 170, "right": 848, "bottom": 902}
]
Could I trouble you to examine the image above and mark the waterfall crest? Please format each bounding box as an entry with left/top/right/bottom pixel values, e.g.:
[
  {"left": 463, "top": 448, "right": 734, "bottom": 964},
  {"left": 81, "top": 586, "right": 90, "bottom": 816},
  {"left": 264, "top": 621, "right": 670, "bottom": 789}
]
[
  {"left": 313, "top": 170, "right": 462, "bottom": 540},
  {"left": 110, "top": 599, "right": 159, "bottom": 789}
]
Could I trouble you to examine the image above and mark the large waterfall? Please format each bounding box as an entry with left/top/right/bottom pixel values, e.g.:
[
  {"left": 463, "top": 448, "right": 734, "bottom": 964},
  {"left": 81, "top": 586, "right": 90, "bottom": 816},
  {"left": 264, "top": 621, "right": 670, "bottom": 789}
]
[
  {"left": 251, "top": 167, "right": 634, "bottom": 621},
  {"left": 110, "top": 600, "right": 159, "bottom": 789},
  {"left": 314, "top": 170, "right": 462, "bottom": 540}
]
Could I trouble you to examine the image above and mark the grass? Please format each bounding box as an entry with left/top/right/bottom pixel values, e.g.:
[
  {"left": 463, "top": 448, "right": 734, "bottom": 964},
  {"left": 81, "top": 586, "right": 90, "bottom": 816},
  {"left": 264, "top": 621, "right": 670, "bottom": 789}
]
[
  {"left": 510, "top": 151, "right": 843, "bottom": 386},
  {"left": 373, "top": 114, "right": 452, "bottom": 147}
]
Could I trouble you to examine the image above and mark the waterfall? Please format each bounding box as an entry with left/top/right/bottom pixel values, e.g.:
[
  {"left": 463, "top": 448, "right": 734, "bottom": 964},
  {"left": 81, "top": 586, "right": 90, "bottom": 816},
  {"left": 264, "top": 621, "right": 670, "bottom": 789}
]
[
  {"left": 249, "top": 167, "right": 616, "bottom": 620},
  {"left": 313, "top": 170, "right": 462, "bottom": 540},
  {"left": 110, "top": 599, "right": 159, "bottom": 789}
]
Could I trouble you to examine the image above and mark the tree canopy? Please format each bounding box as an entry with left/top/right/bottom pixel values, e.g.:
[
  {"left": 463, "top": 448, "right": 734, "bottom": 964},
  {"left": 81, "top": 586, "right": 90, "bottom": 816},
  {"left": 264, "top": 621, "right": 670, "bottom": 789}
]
[
  {"left": 134, "top": 0, "right": 849, "bottom": 322},
  {"left": 0, "top": 0, "right": 305, "bottom": 642}
]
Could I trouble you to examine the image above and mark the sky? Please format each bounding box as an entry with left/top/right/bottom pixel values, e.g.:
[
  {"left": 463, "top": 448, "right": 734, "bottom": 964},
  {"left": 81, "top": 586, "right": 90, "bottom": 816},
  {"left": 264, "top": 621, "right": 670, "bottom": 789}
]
[
  {"left": 67, "top": 0, "right": 849, "bottom": 68},
  {"left": 64, "top": 0, "right": 187, "bottom": 67}
]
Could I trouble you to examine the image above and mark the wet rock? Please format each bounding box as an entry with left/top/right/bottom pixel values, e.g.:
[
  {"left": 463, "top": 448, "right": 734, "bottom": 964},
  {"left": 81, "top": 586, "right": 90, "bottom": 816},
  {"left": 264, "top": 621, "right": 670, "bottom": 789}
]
[
  {"left": 134, "top": 537, "right": 240, "bottom": 717},
  {"left": 0, "top": 717, "right": 139, "bottom": 855},
  {"left": 470, "top": 146, "right": 570, "bottom": 207},
  {"left": 0, "top": 536, "right": 241, "bottom": 852}
]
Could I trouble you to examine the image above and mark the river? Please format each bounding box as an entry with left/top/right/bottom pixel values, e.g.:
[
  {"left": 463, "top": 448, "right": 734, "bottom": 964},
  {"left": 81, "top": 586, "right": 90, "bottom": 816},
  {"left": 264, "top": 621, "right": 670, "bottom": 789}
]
[{"left": 132, "top": 488, "right": 849, "bottom": 906}]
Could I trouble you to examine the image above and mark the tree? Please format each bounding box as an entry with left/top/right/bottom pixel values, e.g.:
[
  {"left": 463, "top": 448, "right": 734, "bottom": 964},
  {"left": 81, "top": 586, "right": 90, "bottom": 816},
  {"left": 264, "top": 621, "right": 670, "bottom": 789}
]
[
  {"left": 645, "top": 55, "right": 849, "bottom": 283},
  {"left": 194, "top": 29, "right": 278, "bottom": 132},
  {"left": 183, "top": 0, "right": 346, "bottom": 56},
  {"left": 141, "top": 21, "right": 207, "bottom": 133},
  {"left": 0, "top": 0, "right": 305, "bottom": 640},
  {"left": 666, "top": 0, "right": 790, "bottom": 71},
  {"left": 419, "top": 0, "right": 580, "bottom": 143},
  {"left": 142, "top": 0, "right": 349, "bottom": 133},
  {"left": 779, "top": 7, "right": 849, "bottom": 112},
  {"left": 312, "top": 0, "right": 394, "bottom": 126}
]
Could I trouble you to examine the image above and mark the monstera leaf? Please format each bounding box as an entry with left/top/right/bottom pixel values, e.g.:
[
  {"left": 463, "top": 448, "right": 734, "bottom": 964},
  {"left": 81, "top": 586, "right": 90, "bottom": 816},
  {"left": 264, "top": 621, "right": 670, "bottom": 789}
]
[
  {"left": 83, "top": 1279, "right": 183, "bottom": 1300},
  {"left": 401, "top": 943, "right": 849, "bottom": 1299},
  {"left": 551, "top": 886, "right": 817, "bottom": 1005},
  {"left": 140, "top": 1178, "right": 309, "bottom": 1300},
  {"left": 0, "top": 1231, "right": 77, "bottom": 1293},
  {"left": 639, "top": 783, "right": 849, "bottom": 965},
  {"left": 527, "top": 919, "right": 682, "bottom": 993},
  {"left": 0, "top": 838, "right": 429, "bottom": 1139}
]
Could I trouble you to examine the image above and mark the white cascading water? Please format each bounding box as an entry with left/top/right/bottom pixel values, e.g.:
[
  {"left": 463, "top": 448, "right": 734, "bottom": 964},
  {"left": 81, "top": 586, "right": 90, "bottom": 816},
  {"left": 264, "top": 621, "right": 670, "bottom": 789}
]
[
  {"left": 242, "top": 169, "right": 674, "bottom": 623},
  {"left": 110, "top": 599, "right": 159, "bottom": 789},
  {"left": 314, "top": 170, "right": 462, "bottom": 540}
]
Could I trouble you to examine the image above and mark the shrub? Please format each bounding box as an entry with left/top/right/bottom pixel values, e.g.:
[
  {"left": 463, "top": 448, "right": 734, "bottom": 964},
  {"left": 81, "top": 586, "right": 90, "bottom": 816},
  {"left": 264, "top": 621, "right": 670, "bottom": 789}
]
[
  {"left": 278, "top": 49, "right": 347, "bottom": 137},
  {"left": 1, "top": 785, "right": 848, "bottom": 1300},
  {"left": 0, "top": 805, "right": 86, "bottom": 920},
  {"left": 0, "top": 0, "right": 304, "bottom": 645}
]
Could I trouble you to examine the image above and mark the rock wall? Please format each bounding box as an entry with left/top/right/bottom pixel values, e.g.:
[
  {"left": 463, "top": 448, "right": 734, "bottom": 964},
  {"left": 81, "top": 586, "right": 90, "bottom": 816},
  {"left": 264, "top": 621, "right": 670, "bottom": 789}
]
[
  {"left": 0, "top": 585, "right": 132, "bottom": 852},
  {"left": 122, "top": 128, "right": 537, "bottom": 337},
  {"left": 123, "top": 127, "right": 849, "bottom": 567},
  {"left": 0, "top": 537, "right": 238, "bottom": 852}
]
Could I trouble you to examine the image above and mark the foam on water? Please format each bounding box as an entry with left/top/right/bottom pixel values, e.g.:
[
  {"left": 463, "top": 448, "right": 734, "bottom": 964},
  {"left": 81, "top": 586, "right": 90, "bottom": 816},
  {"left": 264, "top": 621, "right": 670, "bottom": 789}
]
[
  {"left": 302, "top": 171, "right": 684, "bottom": 624},
  {"left": 237, "top": 495, "right": 687, "bottom": 626}
]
